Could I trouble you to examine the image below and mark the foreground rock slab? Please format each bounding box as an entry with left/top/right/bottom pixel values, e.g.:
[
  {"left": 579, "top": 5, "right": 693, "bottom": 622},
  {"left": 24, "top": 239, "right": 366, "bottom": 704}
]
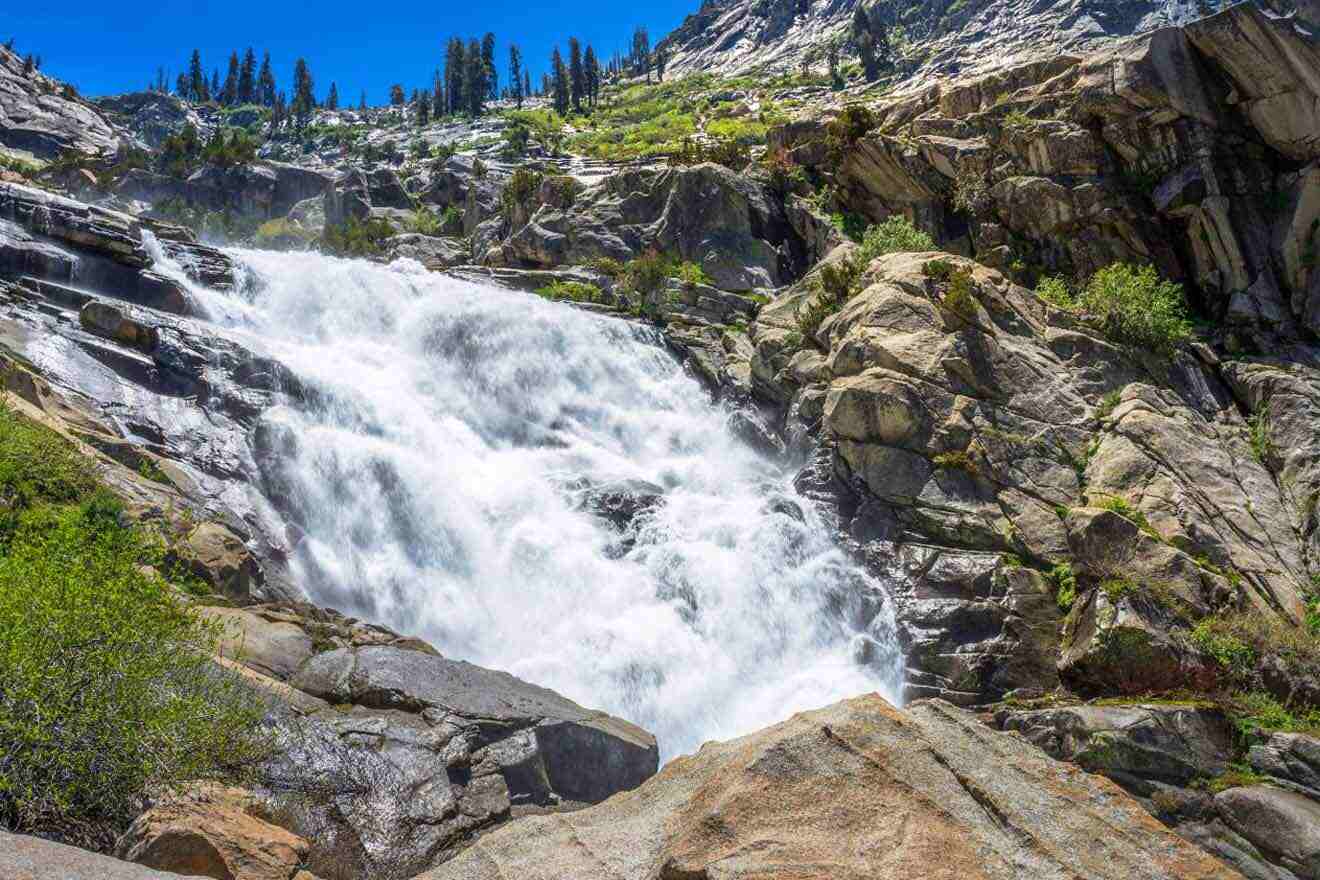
[
  {"left": 420, "top": 693, "right": 1240, "bottom": 880},
  {"left": 0, "top": 830, "right": 201, "bottom": 879}
]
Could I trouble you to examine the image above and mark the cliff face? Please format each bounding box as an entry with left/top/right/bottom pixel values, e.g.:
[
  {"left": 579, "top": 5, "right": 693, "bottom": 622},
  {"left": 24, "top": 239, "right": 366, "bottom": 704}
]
[{"left": 657, "top": 0, "right": 1318, "bottom": 85}]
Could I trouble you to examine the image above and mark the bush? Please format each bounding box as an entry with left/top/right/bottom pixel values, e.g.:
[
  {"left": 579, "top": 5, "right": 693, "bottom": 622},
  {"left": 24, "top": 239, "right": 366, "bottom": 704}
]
[
  {"left": 677, "top": 261, "right": 710, "bottom": 288},
  {"left": 1036, "top": 276, "right": 1074, "bottom": 309},
  {"left": 1191, "top": 618, "right": 1257, "bottom": 675},
  {"left": 0, "top": 401, "right": 266, "bottom": 843},
  {"left": 501, "top": 166, "right": 544, "bottom": 217},
  {"left": 1077, "top": 263, "right": 1191, "bottom": 352},
  {"left": 405, "top": 206, "right": 442, "bottom": 236},
  {"left": 535, "top": 281, "right": 604, "bottom": 304},
  {"left": 321, "top": 215, "right": 394, "bottom": 257},
  {"left": 941, "top": 269, "right": 978, "bottom": 321},
  {"left": 858, "top": 215, "right": 936, "bottom": 260},
  {"left": 1050, "top": 563, "right": 1077, "bottom": 612}
]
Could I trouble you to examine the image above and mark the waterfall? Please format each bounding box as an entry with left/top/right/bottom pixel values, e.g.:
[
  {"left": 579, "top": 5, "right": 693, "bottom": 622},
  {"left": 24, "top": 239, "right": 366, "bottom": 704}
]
[{"left": 187, "top": 249, "right": 903, "bottom": 758}]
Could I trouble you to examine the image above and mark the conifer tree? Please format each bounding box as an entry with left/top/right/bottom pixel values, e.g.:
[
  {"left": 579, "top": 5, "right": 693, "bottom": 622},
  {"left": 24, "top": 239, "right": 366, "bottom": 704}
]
[
  {"left": 176, "top": 72, "right": 189, "bottom": 97},
  {"left": 632, "top": 26, "right": 650, "bottom": 80},
  {"left": 481, "top": 33, "right": 497, "bottom": 100},
  {"left": 416, "top": 90, "right": 430, "bottom": 126},
  {"left": 508, "top": 45, "right": 524, "bottom": 110},
  {"left": 238, "top": 48, "right": 256, "bottom": 103},
  {"left": 389, "top": 83, "right": 405, "bottom": 106},
  {"left": 210, "top": 68, "right": 220, "bottom": 99},
  {"left": 444, "top": 38, "right": 465, "bottom": 116},
  {"left": 258, "top": 52, "right": 276, "bottom": 106},
  {"left": 221, "top": 52, "right": 239, "bottom": 105},
  {"left": 326, "top": 82, "right": 339, "bottom": 110},
  {"left": 464, "top": 38, "right": 487, "bottom": 116},
  {"left": 359, "top": 90, "right": 368, "bottom": 112},
  {"left": 291, "top": 58, "right": 315, "bottom": 129},
  {"left": 569, "top": 38, "right": 584, "bottom": 113},
  {"left": 584, "top": 45, "right": 600, "bottom": 108},
  {"left": 525, "top": 71, "right": 532, "bottom": 100},
  {"left": 551, "top": 46, "right": 569, "bottom": 115},
  {"left": 188, "top": 49, "right": 206, "bottom": 102},
  {"left": 655, "top": 46, "right": 668, "bottom": 82},
  {"left": 432, "top": 70, "right": 444, "bottom": 118}
]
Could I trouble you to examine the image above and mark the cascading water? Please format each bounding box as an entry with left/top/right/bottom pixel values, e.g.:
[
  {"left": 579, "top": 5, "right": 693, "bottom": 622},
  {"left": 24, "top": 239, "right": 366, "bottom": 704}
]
[{"left": 185, "top": 249, "right": 902, "bottom": 758}]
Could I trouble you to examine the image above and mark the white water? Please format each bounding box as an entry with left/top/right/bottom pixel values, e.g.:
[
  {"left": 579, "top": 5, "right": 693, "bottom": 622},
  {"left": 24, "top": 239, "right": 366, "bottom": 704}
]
[{"left": 186, "top": 249, "right": 901, "bottom": 757}]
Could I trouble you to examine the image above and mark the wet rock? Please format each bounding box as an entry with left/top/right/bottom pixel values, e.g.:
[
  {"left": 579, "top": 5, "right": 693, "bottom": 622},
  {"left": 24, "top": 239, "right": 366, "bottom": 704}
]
[
  {"left": 570, "top": 478, "right": 665, "bottom": 531},
  {"left": 384, "top": 233, "right": 468, "bottom": 269},
  {"left": 79, "top": 300, "right": 159, "bottom": 353},
  {"left": 173, "top": 521, "right": 263, "bottom": 603},
  {"left": 419, "top": 694, "right": 1239, "bottom": 880}
]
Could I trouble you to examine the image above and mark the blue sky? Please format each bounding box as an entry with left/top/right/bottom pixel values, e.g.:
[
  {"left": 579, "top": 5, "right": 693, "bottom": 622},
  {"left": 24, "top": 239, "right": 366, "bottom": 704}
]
[{"left": 8, "top": 0, "right": 697, "bottom": 100}]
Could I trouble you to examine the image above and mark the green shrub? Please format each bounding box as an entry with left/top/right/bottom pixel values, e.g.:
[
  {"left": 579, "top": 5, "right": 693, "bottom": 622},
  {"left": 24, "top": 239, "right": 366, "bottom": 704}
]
[
  {"left": 1093, "top": 494, "right": 1158, "bottom": 539},
  {"left": 1228, "top": 691, "right": 1320, "bottom": 741},
  {"left": 831, "top": 211, "right": 868, "bottom": 243},
  {"left": 440, "top": 205, "right": 463, "bottom": 230},
  {"left": 1036, "top": 276, "right": 1074, "bottom": 309},
  {"left": 941, "top": 268, "right": 979, "bottom": 321},
  {"left": 1077, "top": 264, "right": 1192, "bottom": 352},
  {"left": 1100, "top": 577, "right": 1138, "bottom": 602},
  {"left": 1096, "top": 390, "right": 1122, "bottom": 420},
  {"left": 405, "top": 206, "right": 442, "bottom": 236},
  {"left": 826, "top": 104, "right": 877, "bottom": 157},
  {"left": 932, "top": 450, "right": 978, "bottom": 475},
  {"left": 1197, "top": 763, "right": 1271, "bottom": 794},
  {"left": 1050, "top": 563, "right": 1077, "bottom": 612},
  {"left": 923, "top": 259, "right": 954, "bottom": 281},
  {"left": 534, "top": 281, "right": 604, "bottom": 304},
  {"left": 1249, "top": 407, "right": 1273, "bottom": 465},
  {"left": 677, "top": 261, "right": 710, "bottom": 288},
  {"left": 1191, "top": 618, "right": 1257, "bottom": 675},
  {"left": 0, "top": 401, "right": 267, "bottom": 842},
  {"left": 858, "top": 215, "right": 936, "bottom": 260},
  {"left": 501, "top": 166, "right": 543, "bottom": 217},
  {"left": 321, "top": 215, "right": 394, "bottom": 257},
  {"left": 619, "top": 250, "right": 677, "bottom": 299},
  {"left": 587, "top": 256, "right": 625, "bottom": 279}
]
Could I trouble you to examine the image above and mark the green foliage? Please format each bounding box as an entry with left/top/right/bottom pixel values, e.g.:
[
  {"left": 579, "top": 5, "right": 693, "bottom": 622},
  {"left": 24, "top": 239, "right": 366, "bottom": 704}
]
[
  {"left": 1094, "top": 494, "right": 1158, "bottom": 539},
  {"left": 1097, "top": 390, "right": 1123, "bottom": 420},
  {"left": 321, "top": 215, "right": 394, "bottom": 257},
  {"left": 506, "top": 109, "right": 566, "bottom": 156},
  {"left": 923, "top": 259, "right": 954, "bottom": 281},
  {"left": 932, "top": 450, "right": 978, "bottom": 476},
  {"left": 1078, "top": 264, "right": 1192, "bottom": 352},
  {"left": 534, "top": 281, "right": 604, "bottom": 304},
  {"left": 1035, "top": 275, "right": 1074, "bottom": 309},
  {"left": 1002, "top": 110, "right": 1035, "bottom": 131},
  {"left": 501, "top": 166, "right": 544, "bottom": 217},
  {"left": 1196, "top": 763, "right": 1271, "bottom": 794},
  {"left": 587, "top": 256, "right": 625, "bottom": 279},
  {"left": 0, "top": 151, "right": 42, "bottom": 177},
  {"left": 1228, "top": 691, "right": 1320, "bottom": 741},
  {"left": 440, "top": 205, "right": 463, "bottom": 230},
  {"left": 858, "top": 215, "right": 936, "bottom": 260},
  {"left": 619, "top": 250, "right": 678, "bottom": 299},
  {"left": 830, "top": 211, "right": 868, "bottom": 243},
  {"left": 826, "top": 104, "right": 877, "bottom": 157},
  {"left": 501, "top": 123, "right": 530, "bottom": 158},
  {"left": 676, "top": 261, "right": 710, "bottom": 288},
  {"left": 429, "top": 141, "right": 457, "bottom": 161},
  {"left": 796, "top": 251, "right": 867, "bottom": 345},
  {"left": 1050, "top": 563, "right": 1077, "bottom": 612},
  {"left": 940, "top": 268, "right": 979, "bottom": 321},
  {"left": 405, "top": 206, "right": 442, "bottom": 236},
  {"left": 1249, "top": 406, "right": 1273, "bottom": 466},
  {"left": 0, "top": 401, "right": 267, "bottom": 841},
  {"left": 1191, "top": 618, "right": 1257, "bottom": 675},
  {"left": 1100, "top": 577, "right": 1138, "bottom": 602}
]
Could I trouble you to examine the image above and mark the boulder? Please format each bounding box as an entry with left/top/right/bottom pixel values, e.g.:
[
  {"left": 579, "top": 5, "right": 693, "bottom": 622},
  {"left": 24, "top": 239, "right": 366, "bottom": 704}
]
[
  {"left": 116, "top": 784, "right": 309, "bottom": 880},
  {"left": 80, "top": 301, "right": 159, "bottom": 353},
  {"left": 366, "top": 167, "right": 411, "bottom": 209},
  {"left": 0, "top": 47, "right": 123, "bottom": 159},
  {"left": 384, "top": 233, "right": 468, "bottom": 269},
  {"left": 323, "top": 170, "right": 371, "bottom": 228},
  {"left": 174, "top": 521, "right": 262, "bottom": 602},
  {"left": 0, "top": 830, "right": 199, "bottom": 880},
  {"left": 419, "top": 694, "right": 1239, "bottom": 880},
  {"left": 1215, "top": 785, "right": 1320, "bottom": 879},
  {"left": 997, "top": 702, "right": 1235, "bottom": 785},
  {"left": 1250, "top": 733, "right": 1320, "bottom": 798},
  {"left": 183, "top": 163, "right": 279, "bottom": 216}
]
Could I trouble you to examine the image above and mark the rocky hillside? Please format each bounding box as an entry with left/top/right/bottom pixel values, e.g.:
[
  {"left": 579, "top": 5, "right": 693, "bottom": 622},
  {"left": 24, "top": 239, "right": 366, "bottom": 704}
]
[{"left": 658, "top": 0, "right": 1318, "bottom": 85}]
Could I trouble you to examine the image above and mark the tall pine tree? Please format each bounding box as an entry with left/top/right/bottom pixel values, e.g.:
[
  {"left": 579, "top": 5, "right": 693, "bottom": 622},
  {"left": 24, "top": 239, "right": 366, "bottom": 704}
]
[
  {"left": 258, "top": 51, "right": 276, "bottom": 106},
  {"left": 584, "top": 45, "right": 600, "bottom": 108},
  {"left": 481, "top": 33, "right": 497, "bottom": 100},
  {"left": 551, "top": 46, "right": 569, "bottom": 115},
  {"left": 326, "top": 82, "right": 339, "bottom": 110},
  {"left": 444, "top": 38, "right": 465, "bottom": 116},
  {"left": 464, "top": 38, "right": 486, "bottom": 116},
  {"left": 238, "top": 48, "right": 256, "bottom": 104},
  {"left": 359, "top": 89, "right": 368, "bottom": 112},
  {"left": 187, "top": 49, "right": 206, "bottom": 102},
  {"left": 221, "top": 52, "right": 239, "bottom": 105},
  {"left": 568, "top": 38, "right": 584, "bottom": 113},
  {"left": 432, "top": 70, "right": 444, "bottom": 118},
  {"left": 508, "top": 45, "right": 523, "bottom": 110},
  {"left": 291, "top": 58, "right": 315, "bottom": 129}
]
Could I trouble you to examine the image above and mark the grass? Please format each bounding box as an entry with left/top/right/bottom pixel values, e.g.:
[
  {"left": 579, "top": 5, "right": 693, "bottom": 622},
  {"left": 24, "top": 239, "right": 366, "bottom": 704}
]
[
  {"left": 1195, "top": 763, "right": 1272, "bottom": 794},
  {"left": 932, "top": 449, "right": 978, "bottom": 475},
  {"left": 1249, "top": 406, "right": 1273, "bottom": 466},
  {"left": 0, "top": 399, "right": 267, "bottom": 846},
  {"left": 1050, "top": 562, "right": 1077, "bottom": 612},
  {"left": 1191, "top": 617, "right": 1257, "bottom": 675},
  {"left": 1093, "top": 494, "right": 1159, "bottom": 540},
  {"left": 1096, "top": 390, "right": 1122, "bottom": 420},
  {"left": 405, "top": 206, "right": 443, "bottom": 236}
]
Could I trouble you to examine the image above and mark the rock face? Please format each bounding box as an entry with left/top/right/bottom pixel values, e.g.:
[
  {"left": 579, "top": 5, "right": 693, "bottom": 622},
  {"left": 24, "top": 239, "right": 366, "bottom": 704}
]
[
  {"left": 658, "top": 0, "right": 1311, "bottom": 84},
  {"left": 203, "top": 602, "right": 659, "bottom": 879},
  {"left": 94, "top": 91, "right": 208, "bottom": 149},
  {"left": 421, "top": 694, "right": 1239, "bottom": 880},
  {"left": 0, "top": 46, "right": 124, "bottom": 159}
]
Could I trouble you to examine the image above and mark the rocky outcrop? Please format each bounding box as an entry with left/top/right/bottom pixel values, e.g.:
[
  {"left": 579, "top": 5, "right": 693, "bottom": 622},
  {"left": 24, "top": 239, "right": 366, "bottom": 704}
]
[
  {"left": 0, "top": 46, "right": 124, "bottom": 159},
  {"left": 421, "top": 693, "right": 1239, "bottom": 880},
  {"left": 492, "top": 162, "right": 805, "bottom": 292},
  {"left": 749, "top": 250, "right": 1309, "bottom": 705},
  {"left": 116, "top": 784, "right": 310, "bottom": 880},
  {"left": 94, "top": 91, "right": 208, "bottom": 149},
  {"left": 200, "top": 602, "right": 659, "bottom": 879}
]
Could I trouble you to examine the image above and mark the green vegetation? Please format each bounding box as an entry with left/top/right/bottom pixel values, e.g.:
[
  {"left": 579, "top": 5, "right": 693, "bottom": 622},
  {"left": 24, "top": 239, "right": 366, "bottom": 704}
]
[
  {"left": 0, "top": 400, "right": 267, "bottom": 843},
  {"left": 321, "top": 215, "right": 394, "bottom": 257},
  {"left": 405, "top": 206, "right": 443, "bottom": 236},
  {"left": 859, "top": 215, "right": 936, "bottom": 259},
  {"left": 1196, "top": 764, "right": 1271, "bottom": 794},
  {"left": 1044, "top": 264, "right": 1191, "bottom": 352},
  {"left": 1096, "top": 390, "right": 1123, "bottom": 420},
  {"left": 501, "top": 166, "right": 543, "bottom": 217},
  {"left": 1100, "top": 577, "right": 1138, "bottom": 602},
  {"left": 534, "top": 281, "right": 605, "bottom": 304},
  {"left": 1191, "top": 617, "right": 1257, "bottom": 675},
  {"left": 1093, "top": 494, "right": 1159, "bottom": 540},
  {"left": 932, "top": 449, "right": 978, "bottom": 475},
  {"left": 1228, "top": 691, "right": 1320, "bottom": 740},
  {"left": 1249, "top": 406, "right": 1273, "bottom": 466},
  {"left": 1050, "top": 562, "right": 1077, "bottom": 612}
]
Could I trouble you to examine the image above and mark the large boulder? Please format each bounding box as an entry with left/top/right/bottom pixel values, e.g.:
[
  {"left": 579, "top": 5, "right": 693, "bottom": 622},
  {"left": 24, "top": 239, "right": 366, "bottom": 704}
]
[
  {"left": 323, "top": 169, "right": 371, "bottom": 228},
  {"left": 94, "top": 91, "right": 207, "bottom": 149},
  {"left": 1215, "top": 785, "right": 1320, "bottom": 879},
  {"left": 419, "top": 694, "right": 1239, "bottom": 880},
  {"left": 116, "top": 784, "right": 310, "bottom": 880}
]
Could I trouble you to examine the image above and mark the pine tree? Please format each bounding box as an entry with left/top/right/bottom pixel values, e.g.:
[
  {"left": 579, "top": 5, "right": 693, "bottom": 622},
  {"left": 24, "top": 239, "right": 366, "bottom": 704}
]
[
  {"left": 432, "top": 69, "right": 444, "bottom": 118},
  {"left": 238, "top": 48, "right": 256, "bottom": 103},
  {"left": 291, "top": 58, "right": 315, "bottom": 129},
  {"left": 508, "top": 45, "right": 523, "bottom": 110},
  {"left": 359, "top": 90, "right": 368, "bottom": 112},
  {"left": 326, "top": 82, "right": 339, "bottom": 110},
  {"left": 176, "top": 72, "right": 189, "bottom": 97},
  {"left": 582, "top": 45, "right": 598, "bottom": 108},
  {"left": 187, "top": 49, "right": 206, "bottom": 102},
  {"left": 271, "top": 90, "right": 287, "bottom": 135},
  {"left": 551, "top": 46, "right": 569, "bottom": 115},
  {"left": 444, "top": 38, "right": 465, "bottom": 116},
  {"left": 221, "top": 52, "right": 239, "bottom": 105},
  {"left": 389, "top": 83, "right": 405, "bottom": 106},
  {"left": 655, "top": 46, "right": 668, "bottom": 82},
  {"left": 416, "top": 89, "right": 430, "bottom": 126},
  {"left": 632, "top": 26, "right": 650, "bottom": 80},
  {"left": 210, "top": 68, "right": 220, "bottom": 100},
  {"left": 525, "top": 70, "right": 532, "bottom": 100},
  {"left": 481, "top": 33, "right": 497, "bottom": 100},
  {"left": 464, "top": 38, "right": 487, "bottom": 116},
  {"left": 258, "top": 51, "right": 276, "bottom": 106},
  {"left": 569, "top": 38, "right": 584, "bottom": 113}
]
